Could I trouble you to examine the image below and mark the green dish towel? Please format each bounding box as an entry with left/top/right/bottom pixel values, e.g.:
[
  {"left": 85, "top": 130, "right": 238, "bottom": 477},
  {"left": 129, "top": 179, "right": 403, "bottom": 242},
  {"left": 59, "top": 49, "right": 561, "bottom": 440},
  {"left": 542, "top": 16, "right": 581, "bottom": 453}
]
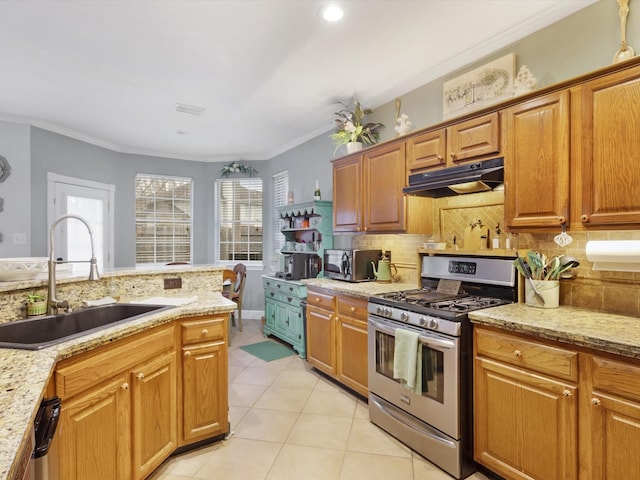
[{"left": 393, "top": 328, "right": 422, "bottom": 395}]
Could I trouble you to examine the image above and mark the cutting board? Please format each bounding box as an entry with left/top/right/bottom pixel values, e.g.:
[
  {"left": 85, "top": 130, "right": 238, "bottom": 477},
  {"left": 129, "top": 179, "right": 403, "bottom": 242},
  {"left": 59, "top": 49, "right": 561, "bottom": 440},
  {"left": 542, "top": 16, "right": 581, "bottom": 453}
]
[{"left": 463, "top": 224, "right": 484, "bottom": 250}]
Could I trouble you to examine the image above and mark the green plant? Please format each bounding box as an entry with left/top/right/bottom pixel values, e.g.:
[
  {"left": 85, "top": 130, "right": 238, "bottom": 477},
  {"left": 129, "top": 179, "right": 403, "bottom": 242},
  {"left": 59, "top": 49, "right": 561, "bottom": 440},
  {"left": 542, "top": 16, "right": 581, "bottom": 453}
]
[
  {"left": 513, "top": 251, "right": 576, "bottom": 281},
  {"left": 221, "top": 162, "right": 258, "bottom": 178},
  {"left": 26, "top": 293, "right": 46, "bottom": 303},
  {"left": 330, "top": 101, "right": 384, "bottom": 152}
]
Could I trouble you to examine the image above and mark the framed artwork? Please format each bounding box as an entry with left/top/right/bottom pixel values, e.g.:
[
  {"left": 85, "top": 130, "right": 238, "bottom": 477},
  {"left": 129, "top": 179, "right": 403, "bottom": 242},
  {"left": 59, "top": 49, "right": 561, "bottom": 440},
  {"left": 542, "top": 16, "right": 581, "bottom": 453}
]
[{"left": 443, "top": 53, "right": 515, "bottom": 118}]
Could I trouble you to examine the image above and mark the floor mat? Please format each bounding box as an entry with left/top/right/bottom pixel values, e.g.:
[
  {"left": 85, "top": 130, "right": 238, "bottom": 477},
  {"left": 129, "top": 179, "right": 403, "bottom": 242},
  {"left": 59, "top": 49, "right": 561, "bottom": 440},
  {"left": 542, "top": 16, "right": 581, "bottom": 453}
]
[{"left": 239, "top": 340, "right": 296, "bottom": 362}]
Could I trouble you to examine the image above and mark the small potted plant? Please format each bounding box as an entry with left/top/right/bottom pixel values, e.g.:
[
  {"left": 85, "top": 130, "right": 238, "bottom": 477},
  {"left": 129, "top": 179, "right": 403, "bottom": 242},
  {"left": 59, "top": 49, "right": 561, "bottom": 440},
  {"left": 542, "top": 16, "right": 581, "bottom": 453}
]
[
  {"left": 26, "top": 293, "right": 47, "bottom": 317},
  {"left": 330, "top": 101, "right": 384, "bottom": 154}
]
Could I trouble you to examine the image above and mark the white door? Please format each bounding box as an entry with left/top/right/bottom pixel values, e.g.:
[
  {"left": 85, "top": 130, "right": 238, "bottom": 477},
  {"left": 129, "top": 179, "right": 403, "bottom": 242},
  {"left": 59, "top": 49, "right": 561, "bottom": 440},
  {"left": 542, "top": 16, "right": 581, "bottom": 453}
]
[{"left": 47, "top": 173, "right": 115, "bottom": 274}]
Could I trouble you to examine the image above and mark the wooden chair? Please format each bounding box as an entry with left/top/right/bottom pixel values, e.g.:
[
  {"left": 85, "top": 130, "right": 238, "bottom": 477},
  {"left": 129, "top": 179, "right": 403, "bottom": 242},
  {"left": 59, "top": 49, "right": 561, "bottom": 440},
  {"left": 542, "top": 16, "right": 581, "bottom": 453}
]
[{"left": 222, "top": 264, "right": 247, "bottom": 332}]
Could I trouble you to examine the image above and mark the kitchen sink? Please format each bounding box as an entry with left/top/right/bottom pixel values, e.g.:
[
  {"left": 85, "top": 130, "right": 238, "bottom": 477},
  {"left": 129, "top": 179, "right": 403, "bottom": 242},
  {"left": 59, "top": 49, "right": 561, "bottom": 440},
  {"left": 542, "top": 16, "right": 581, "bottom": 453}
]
[{"left": 0, "top": 303, "right": 175, "bottom": 350}]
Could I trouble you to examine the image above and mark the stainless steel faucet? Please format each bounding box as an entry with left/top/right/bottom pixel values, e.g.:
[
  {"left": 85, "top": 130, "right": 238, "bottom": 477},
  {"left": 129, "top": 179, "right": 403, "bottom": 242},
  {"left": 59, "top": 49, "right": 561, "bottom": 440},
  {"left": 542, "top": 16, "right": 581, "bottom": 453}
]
[{"left": 48, "top": 214, "right": 100, "bottom": 315}]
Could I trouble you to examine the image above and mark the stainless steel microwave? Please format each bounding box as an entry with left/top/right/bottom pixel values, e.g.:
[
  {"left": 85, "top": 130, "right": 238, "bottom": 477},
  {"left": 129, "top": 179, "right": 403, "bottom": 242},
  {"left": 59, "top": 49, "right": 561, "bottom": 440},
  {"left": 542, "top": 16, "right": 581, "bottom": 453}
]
[{"left": 323, "top": 249, "right": 381, "bottom": 282}]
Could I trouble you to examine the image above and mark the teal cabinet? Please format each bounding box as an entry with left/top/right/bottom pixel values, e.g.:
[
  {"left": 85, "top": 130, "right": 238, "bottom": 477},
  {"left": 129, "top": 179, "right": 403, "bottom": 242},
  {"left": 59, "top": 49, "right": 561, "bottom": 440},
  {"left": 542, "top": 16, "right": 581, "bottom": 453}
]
[{"left": 262, "top": 276, "right": 307, "bottom": 358}]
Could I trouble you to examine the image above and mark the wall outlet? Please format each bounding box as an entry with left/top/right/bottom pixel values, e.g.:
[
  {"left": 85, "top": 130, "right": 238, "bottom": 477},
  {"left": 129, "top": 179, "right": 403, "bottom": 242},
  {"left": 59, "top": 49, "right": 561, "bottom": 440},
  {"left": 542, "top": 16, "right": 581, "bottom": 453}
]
[{"left": 164, "top": 277, "right": 182, "bottom": 289}]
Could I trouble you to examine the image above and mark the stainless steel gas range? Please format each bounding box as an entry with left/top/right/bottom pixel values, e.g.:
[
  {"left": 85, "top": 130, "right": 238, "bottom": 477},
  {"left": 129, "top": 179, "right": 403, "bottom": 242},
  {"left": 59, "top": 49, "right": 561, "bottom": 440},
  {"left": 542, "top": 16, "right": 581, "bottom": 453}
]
[{"left": 367, "top": 254, "right": 517, "bottom": 479}]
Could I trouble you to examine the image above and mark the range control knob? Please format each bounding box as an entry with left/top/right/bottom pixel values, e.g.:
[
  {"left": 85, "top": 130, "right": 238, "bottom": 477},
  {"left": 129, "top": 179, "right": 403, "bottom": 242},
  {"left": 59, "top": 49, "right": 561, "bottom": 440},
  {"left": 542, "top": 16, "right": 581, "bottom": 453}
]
[
  {"left": 419, "top": 317, "right": 428, "bottom": 326},
  {"left": 376, "top": 306, "right": 384, "bottom": 315},
  {"left": 383, "top": 308, "right": 392, "bottom": 317},
  {"left": 428, "top": 318, "right": 439, "bottom": 330},
  {"left": 399, "top": 311, "right": 409, "bottom": 322}
]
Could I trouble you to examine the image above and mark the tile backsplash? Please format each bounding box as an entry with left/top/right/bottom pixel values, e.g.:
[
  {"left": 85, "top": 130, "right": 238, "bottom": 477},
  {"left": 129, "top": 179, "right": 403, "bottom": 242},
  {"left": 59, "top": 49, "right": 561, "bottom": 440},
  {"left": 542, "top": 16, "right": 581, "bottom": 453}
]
[{"left": 348, "top": 189, "right": 640, "bottom": 316}]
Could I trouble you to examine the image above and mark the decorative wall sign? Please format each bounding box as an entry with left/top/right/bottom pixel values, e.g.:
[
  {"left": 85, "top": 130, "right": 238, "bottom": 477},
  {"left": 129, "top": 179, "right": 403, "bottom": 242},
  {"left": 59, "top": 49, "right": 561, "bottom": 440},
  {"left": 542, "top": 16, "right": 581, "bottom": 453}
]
[
  {"left": 443, "top": 53, "right": 515, "bottom": 118},
  {"left": 0, "top": 155, "right": 10, "bottom": 182}
]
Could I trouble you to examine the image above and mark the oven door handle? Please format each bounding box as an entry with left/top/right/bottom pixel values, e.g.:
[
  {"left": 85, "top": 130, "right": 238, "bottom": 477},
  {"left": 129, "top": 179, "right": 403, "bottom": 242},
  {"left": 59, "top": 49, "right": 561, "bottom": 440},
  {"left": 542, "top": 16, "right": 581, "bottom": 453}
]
[{"left": 368, "top": 318, "right": 456, "bottom": 350}]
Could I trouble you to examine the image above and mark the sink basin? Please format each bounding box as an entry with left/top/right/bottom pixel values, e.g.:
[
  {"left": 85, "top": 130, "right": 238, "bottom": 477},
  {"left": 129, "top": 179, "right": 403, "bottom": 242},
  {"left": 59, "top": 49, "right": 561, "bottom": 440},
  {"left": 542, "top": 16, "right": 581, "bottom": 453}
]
[{"left": 0, "top": 303, "right": 175, "bottom": 350}]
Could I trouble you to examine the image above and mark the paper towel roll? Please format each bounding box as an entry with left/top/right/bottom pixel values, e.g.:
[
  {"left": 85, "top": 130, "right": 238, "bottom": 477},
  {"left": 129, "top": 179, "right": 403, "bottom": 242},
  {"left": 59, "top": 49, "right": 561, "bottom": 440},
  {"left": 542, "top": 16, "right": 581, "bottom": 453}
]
[{"left": 586, "top": 240, "right": 640, "bottom": 271}]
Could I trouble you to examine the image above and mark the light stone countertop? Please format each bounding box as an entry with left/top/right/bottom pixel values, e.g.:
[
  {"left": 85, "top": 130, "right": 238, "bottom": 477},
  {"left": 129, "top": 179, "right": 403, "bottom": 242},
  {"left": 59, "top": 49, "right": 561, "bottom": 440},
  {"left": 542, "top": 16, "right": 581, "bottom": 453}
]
[
  {"left": 0, "top": 292, "right": 235, "bottom": 480},
  {"left": 301, "top": 277, "right": 416, "bottom": 299},
  {"left": 469, "top": 303, "right": 640, "bottom": 359}
]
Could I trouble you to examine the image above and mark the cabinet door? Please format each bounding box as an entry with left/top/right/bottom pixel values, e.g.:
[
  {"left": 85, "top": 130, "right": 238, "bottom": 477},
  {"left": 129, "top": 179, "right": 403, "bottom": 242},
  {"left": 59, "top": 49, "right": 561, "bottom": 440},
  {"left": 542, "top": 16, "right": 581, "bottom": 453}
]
[
  {"left": 406, "top": 128, "right": 447, "bottom": 173},
  {"left": 58, "top": 375, "right": 131, "bottom": 480},
  {"left": 131, "top": 351, "right": 177, "bottom": 480},
  {"left": 306, "top": 305, "right": 335, "bottom": 375},
  {"left": 504, "top": 90, "right": 570, "bottom": 229},
  {"left": 579, "top": 65, "right": 640, "bottom": 226},
  {"left": 448, "top": 112, "right": 501, "bottom": 164},
  {"left": 264, "top": 296, "right": 277, "bottom": 331},
  {"left": 336, "top": 315, "right": 368, "bottom": 397},
  {"left": 363, "top": 142, "right": 406, "bottom": 232},
  {"left": 182, "top": 341, "right": 228, "bottom": 444},
  {"left": 474, "top": 357, "right": 577, "bottom": 480},
  {"left": 333, "top": 155, "right": 363, "bottom": 232}
]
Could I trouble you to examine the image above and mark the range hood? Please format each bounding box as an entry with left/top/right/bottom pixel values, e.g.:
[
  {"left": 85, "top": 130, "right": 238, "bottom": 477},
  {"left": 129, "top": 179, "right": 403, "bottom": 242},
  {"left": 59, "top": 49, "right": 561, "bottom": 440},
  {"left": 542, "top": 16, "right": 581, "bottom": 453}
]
[{"left": 403, "top": 157, "right": 504, "bottom": 198}]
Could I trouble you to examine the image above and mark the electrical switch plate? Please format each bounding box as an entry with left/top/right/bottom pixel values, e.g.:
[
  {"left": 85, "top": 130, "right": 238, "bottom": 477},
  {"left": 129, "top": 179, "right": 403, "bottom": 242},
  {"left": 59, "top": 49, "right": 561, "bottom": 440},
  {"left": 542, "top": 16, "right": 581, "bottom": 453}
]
[{"left": 164, "top": 277, "right": 182, "bottom": 289}]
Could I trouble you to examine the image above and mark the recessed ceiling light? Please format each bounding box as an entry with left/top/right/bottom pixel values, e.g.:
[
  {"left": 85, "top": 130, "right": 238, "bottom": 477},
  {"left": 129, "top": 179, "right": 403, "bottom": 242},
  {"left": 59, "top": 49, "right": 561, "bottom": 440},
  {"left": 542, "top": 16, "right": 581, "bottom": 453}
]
[{"left": 321, "top": 4, "right": 344, "bottom": 22}]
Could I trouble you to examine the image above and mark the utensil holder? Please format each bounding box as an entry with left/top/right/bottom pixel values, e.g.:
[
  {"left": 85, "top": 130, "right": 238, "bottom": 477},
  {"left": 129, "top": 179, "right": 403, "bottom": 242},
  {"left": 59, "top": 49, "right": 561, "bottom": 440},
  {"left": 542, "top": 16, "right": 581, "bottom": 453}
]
[{"left": 525, "top": 280, "right": 559, "bottom": 308}]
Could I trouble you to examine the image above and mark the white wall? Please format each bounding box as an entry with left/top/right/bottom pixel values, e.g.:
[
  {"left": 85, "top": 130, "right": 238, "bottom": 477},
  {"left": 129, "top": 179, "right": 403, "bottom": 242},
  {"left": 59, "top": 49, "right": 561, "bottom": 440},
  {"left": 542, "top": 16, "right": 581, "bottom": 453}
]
[{"left": 0, "top": 121, "right": 31, "bottom": 257}]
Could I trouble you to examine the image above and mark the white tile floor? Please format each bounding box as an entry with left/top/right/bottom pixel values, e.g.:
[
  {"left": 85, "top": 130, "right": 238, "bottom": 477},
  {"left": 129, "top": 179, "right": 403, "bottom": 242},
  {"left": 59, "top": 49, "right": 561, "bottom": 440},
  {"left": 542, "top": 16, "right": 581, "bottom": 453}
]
[{"left": 149, "top": 318, "right": 492, "bottom": 480}]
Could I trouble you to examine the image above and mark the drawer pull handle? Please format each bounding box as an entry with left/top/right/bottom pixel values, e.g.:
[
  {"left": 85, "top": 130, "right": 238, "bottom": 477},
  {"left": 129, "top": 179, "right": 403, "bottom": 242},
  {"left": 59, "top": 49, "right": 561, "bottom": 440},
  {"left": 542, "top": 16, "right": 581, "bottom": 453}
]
[
  {"left": 202, "top": 328, "right": 209, "bottom": 335},
  {"left": 562, "top": 389, "right": 572, "bottom": 397},
  {"left": 136, "top": 373, "right": 145, "bottom": 380},
  {"left": 289, "top": 287, "right": 294, "bottom": 292},
  {"left": 450, "top": 152, "right": 457, "bottom": 160},
  {"left": 121, "top": 383, "right": 129, "bottom": 391},
  {"left": 315, "top": 297, "right": 320, "bottom": 303},
  {"left": 513, "top": 350, "right": 522, "bottom": 357},
  {"left": 287, "top": 297, "right": 293, "bottom": 302},
  {"left": 350, "top": 306, "right": 356, "bottom": 313},
  {"left": 591, "top": 397, "right": 601, "bottom": 406},
  {"left": 184, "top": 351, "right": 192, "bottom": 357}
]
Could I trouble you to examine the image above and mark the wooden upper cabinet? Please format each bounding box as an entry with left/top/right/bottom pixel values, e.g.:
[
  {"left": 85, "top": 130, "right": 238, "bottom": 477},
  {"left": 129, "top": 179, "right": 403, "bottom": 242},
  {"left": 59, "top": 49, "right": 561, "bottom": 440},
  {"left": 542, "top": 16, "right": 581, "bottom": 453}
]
[
  {"left": 406, "top": 112, "right": 501, "bottom": 178},
  {"left": 406, "top": 129, "right": 446, "bottom": 172},
  {"left": 448, "top": 112, "right": 501, "bottom": 164},
  {"left": 504, "top": 90, "right": 571, "bottom": 229},
  {"left": 578, "top": 65, "right": 640, "bottom": 227},
  {"left": 363, "top": 141, "right": 406, "bottom": 232},
  {"left": 333, "top": 154, "right": 363, "bottom": 232}
]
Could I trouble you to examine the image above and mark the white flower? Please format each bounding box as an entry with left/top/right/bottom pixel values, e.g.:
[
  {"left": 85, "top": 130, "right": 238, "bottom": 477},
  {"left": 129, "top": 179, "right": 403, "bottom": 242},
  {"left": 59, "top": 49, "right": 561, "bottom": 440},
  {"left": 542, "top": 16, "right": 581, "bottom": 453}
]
[{"left": 344, "top": 121, "right": 356, "bottom": 133}]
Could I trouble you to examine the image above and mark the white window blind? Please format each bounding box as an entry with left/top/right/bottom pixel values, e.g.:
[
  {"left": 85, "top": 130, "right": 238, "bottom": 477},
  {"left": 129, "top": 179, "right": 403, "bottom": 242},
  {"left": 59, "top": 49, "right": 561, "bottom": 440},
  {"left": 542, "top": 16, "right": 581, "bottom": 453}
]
[
  {"left": 272, "top": 171, "right": 289, "bottom": 252},
  {"left": 216, "top": 178, "right": 263, "bottom": 263},
  {"left": 135, "top": 174, "right": 193, "bottom": 265}
]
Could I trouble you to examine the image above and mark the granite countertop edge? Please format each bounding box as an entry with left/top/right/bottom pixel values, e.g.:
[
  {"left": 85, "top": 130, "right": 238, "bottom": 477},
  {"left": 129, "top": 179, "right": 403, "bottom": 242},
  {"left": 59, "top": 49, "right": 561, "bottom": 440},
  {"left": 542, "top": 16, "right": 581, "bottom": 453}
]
[
  {"left": 469, "top": 303, "right": 640, "bottom": 359},
  {"left": 0, "top": 293, "right": 235, "bottom": 480}
]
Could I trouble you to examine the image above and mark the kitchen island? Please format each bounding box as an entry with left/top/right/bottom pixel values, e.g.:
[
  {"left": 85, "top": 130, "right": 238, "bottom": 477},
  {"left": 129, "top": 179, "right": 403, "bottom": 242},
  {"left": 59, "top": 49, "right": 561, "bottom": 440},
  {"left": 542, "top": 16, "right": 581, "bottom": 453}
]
[{"left": 0, "top": 265, "right": 235, "bottom": 480}]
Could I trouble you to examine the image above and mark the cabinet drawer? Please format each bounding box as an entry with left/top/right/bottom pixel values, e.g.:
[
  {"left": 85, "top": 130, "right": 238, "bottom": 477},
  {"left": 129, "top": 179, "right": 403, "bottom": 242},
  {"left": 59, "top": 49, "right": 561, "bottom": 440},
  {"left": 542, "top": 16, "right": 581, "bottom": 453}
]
[
  {"left": 182, "top": 316, "right": 225, "bottom": 346},
  {"left": 590, "top": 355, "right": 640, "bottom": 402},
  {"left": 475, "top": 328, "right": 578, "bottom": 382},
  {"left": 263, "top": 277, "right": 306, "bottom": 298},
  {"left": 336, "top": 295, "right": 368, "bottom": 320},
  {"left": 307, "top": 289, "right": 336, "bottom": 311},
  {"left": 56, "top": 324, "right": 175, "bottom": 400}
]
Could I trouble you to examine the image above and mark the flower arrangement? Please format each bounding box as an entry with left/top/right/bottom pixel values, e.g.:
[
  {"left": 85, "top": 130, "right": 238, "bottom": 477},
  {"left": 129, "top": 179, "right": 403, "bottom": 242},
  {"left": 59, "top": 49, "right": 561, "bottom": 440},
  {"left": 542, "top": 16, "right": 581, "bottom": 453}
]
[
  {"left": 220, "top": 162, "right": 258, "bottom": 178},
  {"left": 330, "top": 101, "right": 384, "bottom": 152}
]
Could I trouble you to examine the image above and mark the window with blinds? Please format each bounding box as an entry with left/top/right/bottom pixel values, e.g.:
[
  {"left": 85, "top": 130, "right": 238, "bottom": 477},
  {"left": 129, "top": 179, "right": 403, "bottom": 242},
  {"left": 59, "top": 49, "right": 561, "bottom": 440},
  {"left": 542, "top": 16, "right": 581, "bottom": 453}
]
[
  {"left": 216, "top": 178, "right": 263, "bottom": 263},
  {"left": 135, "top": 174, "right": 193, "bottom": 265},
  {"left": 272, "top": 171, "right": 289, "bottom": 252}
]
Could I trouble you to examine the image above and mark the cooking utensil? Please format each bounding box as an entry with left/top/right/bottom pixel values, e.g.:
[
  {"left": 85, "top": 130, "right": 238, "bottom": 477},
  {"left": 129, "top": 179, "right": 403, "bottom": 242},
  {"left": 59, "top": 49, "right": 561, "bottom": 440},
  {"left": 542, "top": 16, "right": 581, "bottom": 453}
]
[
  {"left": 514, "top": 254, "right": 545, "bottom": 305},
  {"left": 613, "top": 0, "right": 635, "bottom": 64}
]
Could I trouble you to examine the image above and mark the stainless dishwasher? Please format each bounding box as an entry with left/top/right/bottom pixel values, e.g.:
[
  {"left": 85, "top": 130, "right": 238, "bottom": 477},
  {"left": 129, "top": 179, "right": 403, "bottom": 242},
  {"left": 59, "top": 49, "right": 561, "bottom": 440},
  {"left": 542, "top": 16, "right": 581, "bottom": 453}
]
[{"left": 34, "top": 397, "right": 60, "bottom": 480}]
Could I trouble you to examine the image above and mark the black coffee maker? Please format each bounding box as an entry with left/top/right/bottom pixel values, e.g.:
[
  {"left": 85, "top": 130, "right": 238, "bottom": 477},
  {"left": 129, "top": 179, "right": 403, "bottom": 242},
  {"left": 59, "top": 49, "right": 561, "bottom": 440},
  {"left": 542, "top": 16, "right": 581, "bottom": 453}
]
[{"left": 277, "top": 254, "right": 322, "bottom": 280}]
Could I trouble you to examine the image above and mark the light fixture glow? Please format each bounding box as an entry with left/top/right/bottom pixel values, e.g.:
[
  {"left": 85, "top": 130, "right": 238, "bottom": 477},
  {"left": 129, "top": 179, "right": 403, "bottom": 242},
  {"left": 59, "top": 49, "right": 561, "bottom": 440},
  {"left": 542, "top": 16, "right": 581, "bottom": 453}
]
[{"left": 322, "top": 5, "right": 344, "bottom": 22}]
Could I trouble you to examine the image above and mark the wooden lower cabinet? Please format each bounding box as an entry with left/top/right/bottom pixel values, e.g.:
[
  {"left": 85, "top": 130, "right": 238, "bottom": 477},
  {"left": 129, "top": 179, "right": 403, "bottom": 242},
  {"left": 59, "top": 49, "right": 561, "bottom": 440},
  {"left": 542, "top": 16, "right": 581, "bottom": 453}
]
[
  {"left": 58, "top": 375, "right": 131, "bottom": 480},
  {"left": 54, "top": 314, "right": 230, "bottom": 480},
  {"left": 475, "top": 325, "right": 640, "bottom": 480},
  {"left": 131, "top": 351, "right": 177, "bottom": 480},
  {"left": 181, "top": 340, "right": 228, "bottom": 443},
  {"left": 306, "top": 288, "right": 368, "bottom": 397},
  {"left": 581, "top": 355, "right": 640, "bottom": 479}
]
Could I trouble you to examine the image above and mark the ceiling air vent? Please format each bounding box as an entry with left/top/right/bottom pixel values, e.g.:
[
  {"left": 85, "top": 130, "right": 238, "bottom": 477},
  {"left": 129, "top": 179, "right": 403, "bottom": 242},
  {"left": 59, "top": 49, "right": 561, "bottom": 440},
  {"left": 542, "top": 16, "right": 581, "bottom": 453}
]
[{"left": 173, "top": 103, "right": 206, "bottom": 116}]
